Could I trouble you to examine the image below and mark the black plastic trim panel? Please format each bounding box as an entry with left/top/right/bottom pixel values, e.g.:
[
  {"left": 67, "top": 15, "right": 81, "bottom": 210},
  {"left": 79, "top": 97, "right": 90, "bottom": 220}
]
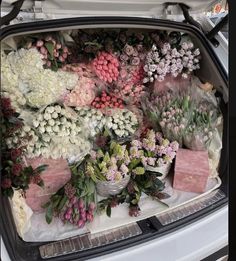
[
  {"left": 201, "top": 245, "right": 228, "bottom": 261},
  {"left": 0, "top": 17, "right": 228, "bottom": 261}
]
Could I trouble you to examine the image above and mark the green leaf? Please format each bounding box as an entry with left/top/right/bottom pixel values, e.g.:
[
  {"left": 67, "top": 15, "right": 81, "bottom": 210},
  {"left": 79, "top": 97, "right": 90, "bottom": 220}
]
[
  {"left": 5, "top": 187, "right": 14, "bottom": 198},
  {"left": 87, "top": 179, "right": 95, "bottom": 194},
  {"left": 106, "top": 205, "right": 111, "bottom": 217},
  {"left": 38, "top": 180, "right": 44, "bottom": 188},
  {"left": 133, "top": 183, "right": 139, "bottom": 192},
  {"left": 131, "top": 199, "right": 138, "bottom": 205},
  {"left": 156, "top": 192, "right": 171, "bottom": 200},
  {"left": 6, "top": 160, "right": 14, "bottom": 166},
  {"left": 45, "top": 203, "right": 53, "bottom": 224},
  {"left": 34, "top": 164, "right": 48, "bottom": 174},
  {"left": 42, "top": 201, "right": 51, "bottom": 209},
  {"left": 146, "top": 170, "right": 162, "bottom": 177},
  {"left": 144, "top": 180, "right": 152, "bottom": 189},
  {"left": 103, "top": 152, "right": 110, "bottom": 163},
  {"left": 58, "top": 195, "right": 68, "bottom": 211},
  {"left": 128, "top": 158, "right": 141, "bottom": 170},
  {"left": 97, "top": 149, "right": 104, "bottom": 158},
  {"left": 133, "top": 167, "right": 145, "bottom": 175},
  {"left": 52, "top": 195, "right": 62, "bottom": 208},
  {"left": 45, "top": 42, "right": 54, "bottom": 58}
]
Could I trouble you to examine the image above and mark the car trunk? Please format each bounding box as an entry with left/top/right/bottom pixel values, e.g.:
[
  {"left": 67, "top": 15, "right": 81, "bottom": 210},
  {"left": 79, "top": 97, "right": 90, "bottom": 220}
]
[{"left": 0, "top": 2, "right": 228, "bottom": 260}]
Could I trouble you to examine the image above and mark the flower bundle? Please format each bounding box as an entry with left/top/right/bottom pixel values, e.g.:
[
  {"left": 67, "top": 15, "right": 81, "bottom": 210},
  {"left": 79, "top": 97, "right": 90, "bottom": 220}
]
[
  {"left": 183, "top": 103, "right": 221, "bottom": 150},
  {"left": 64, "top": 76, "right": 96, "bottom": 107},
  {"left": 92, "top": 51, "right": 119, "bottom": 83},
  {"left": 98, "top": 170, "right": 168, "bottom": 218},
  {"left": 43, "top": 161, "right": 96, "bottom": 228},
  {"left": 130, "top": 130, "right": 179, "bottom": 168},
  {"left": 91, "top": 91, "right": 124, "bottom": 109},
  {"left": 1, "top": 97, "right": 47, "bottom": 197},
  {"left": 113, "top": 65, "right": 146, "bottom": 105},
  {"left": 76, "top": 107, "right": 139, "bottom": 139},
  {"left": 1, "top": 48, "right": 78, "bottom": 108},
  {"left": 106, "top": 109, "right": 138, "bottom": 138},
  {"left": 159, "top": 95, "right": 193, "bottom": 145},
  {"left": 7, "top": 105, "right": 91, "bottom": 159},
  {"left": 27, "top": 35, "right": 70, "bottom": 71},
  {"left": 119, "top": 43, "right": 146, "bottom": 67},
  {"left": 75, "top": 107, "right": 105, "bottom": 137},
  {"left": 143, "top": 42, "right": 200, "bottom": 83},
  {"left": 86, "top": 141, "right": 145, "bottom": 183}
]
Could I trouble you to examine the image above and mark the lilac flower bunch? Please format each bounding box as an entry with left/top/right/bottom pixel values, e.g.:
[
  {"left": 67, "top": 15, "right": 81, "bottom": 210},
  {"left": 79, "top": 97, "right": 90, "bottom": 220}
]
[
  {"left": 143, "top": 41, "right": 200, "bottom": 83},
  {"left": 130, "top": 130, "right": 179, "bottom": 168}
]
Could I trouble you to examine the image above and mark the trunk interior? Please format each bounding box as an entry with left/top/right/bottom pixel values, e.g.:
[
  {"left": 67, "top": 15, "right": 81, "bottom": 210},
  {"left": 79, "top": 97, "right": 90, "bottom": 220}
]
[{"left": 0, "top": 17, "right": 228, "bottom": 261}]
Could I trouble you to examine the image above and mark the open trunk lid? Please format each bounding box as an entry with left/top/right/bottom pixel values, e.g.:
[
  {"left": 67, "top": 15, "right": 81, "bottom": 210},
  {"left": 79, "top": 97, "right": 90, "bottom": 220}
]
[{"left": 1, "top": 0, "right": 220, "bottom": 22}]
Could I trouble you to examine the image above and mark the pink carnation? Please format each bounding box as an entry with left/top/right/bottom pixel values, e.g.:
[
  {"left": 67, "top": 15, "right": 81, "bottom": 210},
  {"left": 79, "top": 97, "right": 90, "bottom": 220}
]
[{"left": 92, "top": 51, "right": 119, "bottom": 83}]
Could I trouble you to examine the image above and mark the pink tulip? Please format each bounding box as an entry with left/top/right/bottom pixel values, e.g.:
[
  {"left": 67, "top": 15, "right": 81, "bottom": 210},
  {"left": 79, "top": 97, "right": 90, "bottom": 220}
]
[
  {"left": 56, "top": 43, "right": 62, "bottom": 49},
  {"left": 63, "top": 47, "right": 69, "bottom": 53},
  {"left": 59, "top": 56, "right": 65, "bottom": 62},
  {"left": 89, "top": 202, "right": 96, "bottom": 211},
  {"left": 40, "top": 46, "right": 47, "bottom": 55},
  {"left": 62, "top": 53, "right": 68, "bottom": 59},
  {"left": 36, "top": 40, "right": 44, "bottom": 47},
  {"left": 65, "top": 213, "right": 71, "bottom": 220},
  {"left": 70, "top": 196, "right": 77, "bottom": 205},
  {"left": 54, "top": 51, "right": 59, "bottom": 58},
  {"left": 78, "top": 199, "right": 84, "bottom": 209},
  {"left": 46, "top": 61, "right": 51, "bottom": 67},
  {"left": 86, "top": 213, "right": 94, "bottom": 222},
  {"left": 77, "top": 219, "right": 85, "bottom": 228}
]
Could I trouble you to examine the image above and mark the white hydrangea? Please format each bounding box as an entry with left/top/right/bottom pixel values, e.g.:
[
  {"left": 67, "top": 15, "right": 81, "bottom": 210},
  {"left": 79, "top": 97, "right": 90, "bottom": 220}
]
[{"left": 1, "top": 48, "right": 78, "bottom": 108}]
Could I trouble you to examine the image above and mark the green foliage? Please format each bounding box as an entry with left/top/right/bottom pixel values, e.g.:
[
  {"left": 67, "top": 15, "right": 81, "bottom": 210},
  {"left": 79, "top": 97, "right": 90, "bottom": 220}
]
[{"left": 98, "top": 170, "right": 168, "bottom": 217}]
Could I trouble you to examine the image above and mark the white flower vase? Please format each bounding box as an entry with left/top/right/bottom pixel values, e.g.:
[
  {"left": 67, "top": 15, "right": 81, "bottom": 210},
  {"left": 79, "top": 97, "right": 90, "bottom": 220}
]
[
  {"left": 96, "top": 175, "right": 130, "bottom": 197},
  {"left": 145, "top": 163, "right": 171, "bottom": 180}
]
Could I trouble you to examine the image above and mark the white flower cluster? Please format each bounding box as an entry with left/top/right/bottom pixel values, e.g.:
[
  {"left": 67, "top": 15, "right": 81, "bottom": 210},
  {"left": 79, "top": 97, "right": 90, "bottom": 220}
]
[
  {"left": 1, "top": 48, "right": 78, "bottom": 109},
  {"left": 143, "top": 42, "right": 200, "bottom": 83},
  {"left": 76, "top": 107, "right": 139, "bottom": 138},
  {"left": 75, "top": 107, "right": 105, "bottom": 137},
  {"left": 1, "top": 51, "right": 26, "bottom": 112},
  {"left": 5, "top": 125, "right": 39, "bottom": 155},
  {"left": 7, "top": 105, "right": 91, "bottom": 159},
  {"left": 106, "top": 109, "right": 138, "bottom": 138}
]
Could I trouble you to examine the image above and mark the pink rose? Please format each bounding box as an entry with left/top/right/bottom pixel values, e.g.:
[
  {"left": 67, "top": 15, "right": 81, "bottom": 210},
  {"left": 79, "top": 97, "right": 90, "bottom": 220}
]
[
  {"left": 131, "top": 57, "right": 140, "bottom": 66},
  {"left": 124, "top": 44, "right": 135, "bottom": 56}
]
